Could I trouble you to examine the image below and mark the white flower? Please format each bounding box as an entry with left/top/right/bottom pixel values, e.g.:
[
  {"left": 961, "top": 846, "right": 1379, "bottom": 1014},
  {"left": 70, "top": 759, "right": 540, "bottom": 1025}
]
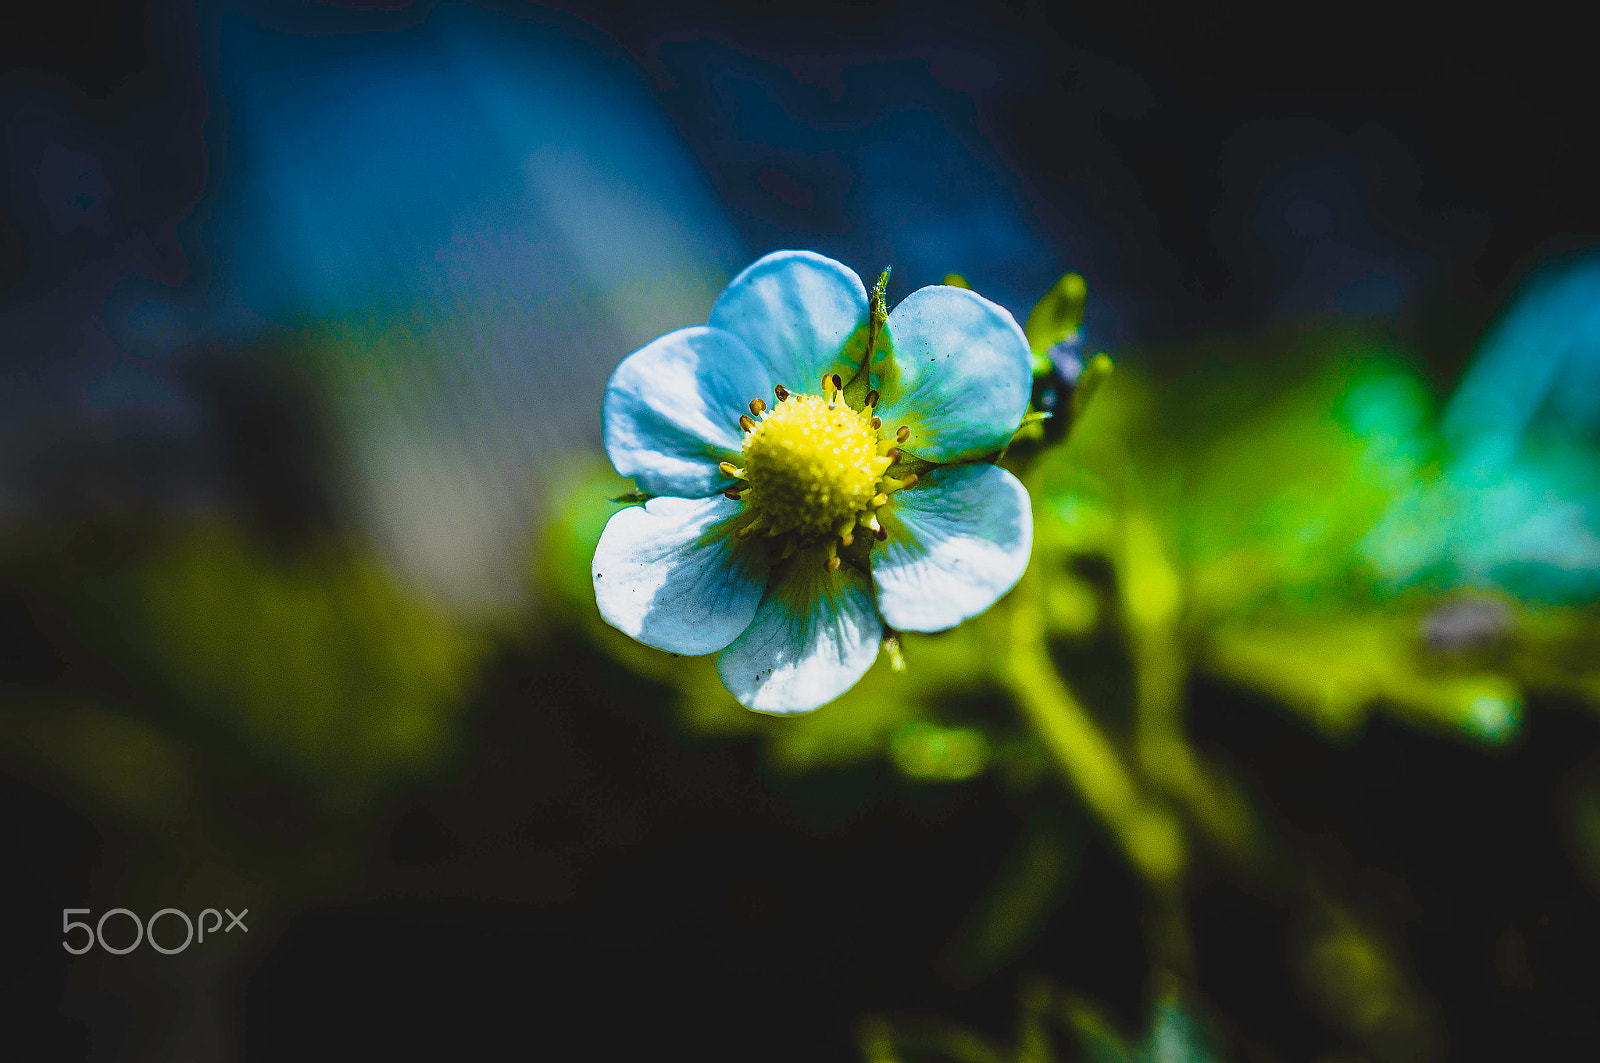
[{"left": 592, "top": 250, "right": 1034, "bottom": 714}]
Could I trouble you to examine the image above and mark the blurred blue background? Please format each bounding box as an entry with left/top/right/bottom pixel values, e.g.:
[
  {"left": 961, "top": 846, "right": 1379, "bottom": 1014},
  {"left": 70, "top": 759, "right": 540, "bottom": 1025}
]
[{"left": 4, "top": 1, "right": 1598, "bottom": 1060}]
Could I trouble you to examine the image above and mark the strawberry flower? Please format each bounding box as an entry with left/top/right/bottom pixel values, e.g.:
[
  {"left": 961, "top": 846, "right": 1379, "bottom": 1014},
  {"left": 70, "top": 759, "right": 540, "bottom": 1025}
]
[{"left": 592, "top": 250, "right": 1033, "bottom": 714}]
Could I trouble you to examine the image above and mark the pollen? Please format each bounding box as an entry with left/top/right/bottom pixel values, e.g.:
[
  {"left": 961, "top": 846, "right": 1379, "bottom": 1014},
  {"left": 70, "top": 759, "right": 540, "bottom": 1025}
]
[{"left": 739, "top": 392, "right": 891, "bottom": 544}]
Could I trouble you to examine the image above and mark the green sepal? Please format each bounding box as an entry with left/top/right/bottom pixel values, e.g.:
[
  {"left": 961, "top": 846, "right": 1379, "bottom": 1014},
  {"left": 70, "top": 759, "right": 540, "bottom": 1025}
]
[
  {"left": 881, "top": 628, "right": 907, "bottom": 672},
  {"left": 885, "top": 451, "right": 939, "bottom": 481},
  {"left": 998, "top": 411, "right": 1052, "bottom": 459},
  {"left": 843, "top": 266, "right": 893, "bottom": 404}
]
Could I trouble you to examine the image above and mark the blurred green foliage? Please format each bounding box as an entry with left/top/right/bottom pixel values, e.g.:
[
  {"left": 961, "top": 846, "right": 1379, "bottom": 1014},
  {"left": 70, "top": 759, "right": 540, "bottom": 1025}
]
[
  {"left": 548, "top": 331, "right": 1585, "bottom": 874},
  {"left": 550, "top": 317, "right": 1600, "bottom": 829},
  {"left": 544, "top": 262, "right": 1600, "bottom": 1060},
  {"left": 1, "top": 518, "right": 482, "bottom": 905},
  {"left": 859, "top": 981, "right": 1220, "bottom": 1063},
  {"left": 12, "top": 259, "right": 1600, "bottom": 1060}
]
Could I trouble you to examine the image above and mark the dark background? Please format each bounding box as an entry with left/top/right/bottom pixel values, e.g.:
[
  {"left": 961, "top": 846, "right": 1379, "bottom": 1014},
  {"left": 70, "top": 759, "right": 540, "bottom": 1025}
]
[{"left": 5, "top": 1, "right": 1598, "bottom": 1059}]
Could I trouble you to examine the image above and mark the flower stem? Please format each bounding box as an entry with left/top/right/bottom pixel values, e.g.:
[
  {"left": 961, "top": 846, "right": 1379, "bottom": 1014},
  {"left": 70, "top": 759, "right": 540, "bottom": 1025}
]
[{"left": 998, "top": 569, "right": 1186, "bottom": 888}]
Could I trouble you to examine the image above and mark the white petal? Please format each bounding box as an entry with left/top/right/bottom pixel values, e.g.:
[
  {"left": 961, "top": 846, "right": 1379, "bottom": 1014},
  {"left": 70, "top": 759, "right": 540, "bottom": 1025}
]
[
  {"left": 716, "top": 551, "right": 882, "bottom": 715},
  {"left": 874, "top": 464, "right": 1033, "bottom": 632},
  {"left": 602, "top": 326, "right": 773, "bottom": 498},
  {"left": 592, "top": 495, "right": 768, "bottom": 655},
  {"left": 875, "top": 286, "right": 1032, "bottom": 463},
  {"left": 708, "top": 250, "right": 868, "bottom": 393}
]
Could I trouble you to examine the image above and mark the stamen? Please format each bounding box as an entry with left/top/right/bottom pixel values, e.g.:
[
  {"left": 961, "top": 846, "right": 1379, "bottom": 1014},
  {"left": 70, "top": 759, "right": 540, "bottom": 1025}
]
[
  {"left": 865, "top": 389, "right": 879, "bottom": 408},
  {"left": 895, "top": 425, "right": 910, "bottom": 443},
  {"left": 732, "top": 386, "right": 894, "bottom": 555},
  {"left": 870, "top": 493, "right": 889, "bottom": 509},
  {"left": 874, "top": 527, "right": 888, "bottom": 541},
  {"left": 871, "top": 416, "right": 882, "bottom": 430}
]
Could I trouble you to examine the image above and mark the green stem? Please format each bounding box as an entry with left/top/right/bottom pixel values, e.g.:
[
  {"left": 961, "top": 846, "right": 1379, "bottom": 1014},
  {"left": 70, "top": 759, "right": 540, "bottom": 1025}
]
[{"left": 999, "top": 569, "right": 1186, "bottom": 888}]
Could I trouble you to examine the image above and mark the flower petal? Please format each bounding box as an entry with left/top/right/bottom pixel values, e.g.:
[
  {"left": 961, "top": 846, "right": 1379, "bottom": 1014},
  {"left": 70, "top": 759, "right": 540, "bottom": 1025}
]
[
  {"left": 602, "top": 326, "right": 774, "bottom": 498},
  {"left": 874, "top": 463, "right": 1033, "bottom": 632},
  {"left": 708, "top": 250, "right": 868, "bottom": 393},
  {"left": 874, "top": 286, "right": 1032, "bottom": 463},
  {"left": 592, "top": 495, "right": 768, "bottom": 655},
  {"left": 716, "top": 551, "right": 882, "bottom": 715}
]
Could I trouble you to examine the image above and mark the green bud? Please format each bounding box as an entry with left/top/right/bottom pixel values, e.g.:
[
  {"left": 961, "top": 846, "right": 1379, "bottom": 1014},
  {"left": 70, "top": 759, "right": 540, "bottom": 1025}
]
[{"left": 1024, "top": 272, "right": 1088, "bottom": 354}]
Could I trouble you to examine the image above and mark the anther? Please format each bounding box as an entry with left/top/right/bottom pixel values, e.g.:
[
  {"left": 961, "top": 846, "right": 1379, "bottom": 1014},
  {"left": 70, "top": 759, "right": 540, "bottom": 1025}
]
[
  {"left": 724, "top": 490, "right": 743, "bottom": 501},
  {"left": 885, "top": 448, "right": 900, "bottom": 464},
  {"left": 865, "top": 389, "right": 879, "bottom": 408},
  {"left": 820, "top": 371, "right": 834, "bottom": 393},
  {"left": 900, "top": 473, "right": 919, "bottom": 490},
  {"left": 874, "top": 527, "right": 888, "bottom": 541},
  {"left": 831, "top": 373, "right": 843, "bottom": 391},
  {"left": 749, "top": 398, "right": 766, "bottom": 416},
  {"left": 826, "top": 555, "right": 841, "bottom": 573},
  {"left": 774, "top": 384, "right": 790, "bottom": 401},
  {"left": 870, "top": 493, "right": 889, "bottom": 509},
  {"left": 739, "top": 414, "right": 756, "bottom": 432},
  {"left": 895, "top": 426, "right": 910, "bottom": 443},
  {"left": 718, "top": 461, "right": 745, "bottom": 479},
  {"left": 871, "top": 416, "right": 882, "bottom": 430}
]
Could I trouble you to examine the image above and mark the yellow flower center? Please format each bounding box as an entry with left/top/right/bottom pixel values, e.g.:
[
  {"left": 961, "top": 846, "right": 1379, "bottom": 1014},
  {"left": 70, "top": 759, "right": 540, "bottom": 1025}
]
[
  {"left": 741, "top": 392, "right": 885, "bottom": 540},
  {"left": 720, "top": 376, "right": 919, "bottom": 571}
]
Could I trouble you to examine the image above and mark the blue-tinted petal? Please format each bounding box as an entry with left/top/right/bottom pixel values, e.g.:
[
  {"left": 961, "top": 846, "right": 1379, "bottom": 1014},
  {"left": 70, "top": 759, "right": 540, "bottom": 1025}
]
[
  {"left": 874, "top": 464, "right": 1032, "bottom": 632},
  {"left": 716, "top": 550, "right": 881, "bottom": 714},
  {"left": 602, "top": 326, "right": 773, "bottom": 498},
  {"left": 708, "top": 250, "right": 868, "bottom": 393},
  {"left": 874, "top": 286, "right": 1032, "bottom": 463},
  {"left": 592, "top": 495, "right": 767, "bottom": 655}
]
